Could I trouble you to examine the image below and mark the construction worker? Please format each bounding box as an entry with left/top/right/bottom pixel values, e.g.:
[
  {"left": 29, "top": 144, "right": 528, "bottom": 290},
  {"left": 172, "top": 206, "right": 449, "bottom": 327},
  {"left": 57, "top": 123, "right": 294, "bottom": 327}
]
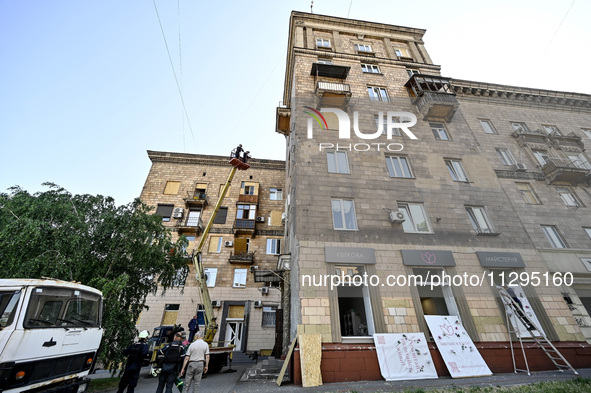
[
  {"left": 188, "top": 315, "right": 198, "bottom": 342},
  {"left": 234, "top": 144, "right": 243, "bottom": 159},
  {"left": 116, "top": 330, "right": 150, "bottom": 393},
  {"left": 242, "top": 151, "right": 251, "bottom": 163},
  {"left": 180, "top": 331, "right": 210, "bottom": 393}
]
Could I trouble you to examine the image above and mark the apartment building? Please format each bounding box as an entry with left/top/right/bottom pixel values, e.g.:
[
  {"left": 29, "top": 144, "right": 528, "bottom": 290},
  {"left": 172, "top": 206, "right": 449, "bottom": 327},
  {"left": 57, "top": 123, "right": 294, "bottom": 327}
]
[
  {"left": 136, "top": 150, "right": 285, "bottom": 356},
  {"left": 275, "top": 11, "right": 591, "bottom": 383}
]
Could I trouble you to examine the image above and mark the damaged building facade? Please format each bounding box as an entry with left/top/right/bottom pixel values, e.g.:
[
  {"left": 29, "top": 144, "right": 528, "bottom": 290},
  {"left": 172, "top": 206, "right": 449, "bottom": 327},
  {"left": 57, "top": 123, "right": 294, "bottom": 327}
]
[{"left": 275, "top": 11, "right": 591, "bottom": 383}]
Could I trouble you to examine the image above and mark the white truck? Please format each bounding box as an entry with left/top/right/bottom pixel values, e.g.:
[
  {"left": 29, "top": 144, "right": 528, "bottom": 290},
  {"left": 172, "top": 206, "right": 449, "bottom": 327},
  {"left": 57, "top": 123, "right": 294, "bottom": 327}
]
[{"left": 0, "top": 279, "right": 103, "bottom": 393}]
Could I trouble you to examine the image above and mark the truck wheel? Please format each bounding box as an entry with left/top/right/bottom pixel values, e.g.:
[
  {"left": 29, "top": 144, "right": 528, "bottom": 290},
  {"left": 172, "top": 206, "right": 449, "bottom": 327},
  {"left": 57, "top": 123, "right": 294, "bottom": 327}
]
[{"left": 208, "top": 354, "right": 227, "bottom": 374}]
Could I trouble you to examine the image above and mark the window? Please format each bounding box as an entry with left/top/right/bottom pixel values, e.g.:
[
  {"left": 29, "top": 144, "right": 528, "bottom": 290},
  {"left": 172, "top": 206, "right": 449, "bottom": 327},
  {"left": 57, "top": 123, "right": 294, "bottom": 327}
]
[
  {"left": 582, "top": 128, "right": 591, "bottom": 140},
  {"left": 327, "top": 151, "right": 350, "bottom": 174},
  {"left": 156, "top": 204, "right": 174, "bottom": 222},
  {"left": 332, "top": 199, "right": 358, "bottom": 230},
  {"left": 568, "top": 153, "right": 591, "bottom": 170},
  {"left": 209, "top": 236, "right": 223, "bottom": 253},
  {"left": 172, "top": 267, "right": 188, "bottom": 287},
  {"left": 375, "top": 115, "right": 401, "bottom": 136},
  {"left": 0, "top": 290, "right": 21, "bottom": 328},
  {"left": 316, "top": 38, "right": 331, "bottom": 48},
  {"left": 361, "top": 63, "right": 380, "bottom": 73},
  {"left": 335, "top": 265, "right": 375, "bottom": 337},
  {"left": 413, "top": 268, "right": 461, "bottom": 318},
  {"left": 479, "top": 119, "right": 497, "bottom": 134},
  {"left": 584, "top": 227, "right": 591, "bottom": 240},
  {"left": 354, "top": 43, "right": 372, "bottom": 52},
  {"left": 266, "top": 239, "right": 281, "bottom": 255},
  {"left": 398, "top": 203, "right": 432, "bottom": 233},
  {"left": 496, "top": 148, "right": 517, "bottom": 166},
  {"left": 270, "top": 188, "right": 283, "bottom": 201},
  {"left": 367, "top": 86, "right": 389, "bottom": 101},
  {"left": 430, "top": 122, "right": 450, "bottom": 140},
  {"left": 163, "top": 181, "right": 181, "bottom": 195},
  {"left": 532, "top": 150, "right": 550, "bottom": 166},
  {"left": 556, "top": 186, "right": 582, "bottom": 207},
  {"left": 213, "top": 207, "right": 228, "bottom": 224},
  {"left": 516, "top": 183, "right": 540, "bottom": 204},
  {"left": 394, "top": 49, "right": 403, "bottom": 57},
  {"left": 541, "top": 225, "right": 568, "bottom": 248},
  {"left": 542, "top": 125, "right": 561, "bottom": 135},
  {"left": 204, "top": 268, "right": 218, "bottom": 287},
  {"left": 233, "top": 269, "right": 248, "bottom": 288},
  {"left": 262, "top": 306, "right": 277, "bottom": 327},
  {"left": 386, "top": 156, "right": 413, "bottom": 178},
  {"left": 236, "top": 204, "right": 256, "bottom": 220},
  {"left": 406, "top": 69, "right": 420, "bottom": 77},
  {"left": 445, "top": 159, "right": 468, "bottom": 182},
  {"left": 317, "top": 58, "right": 332, "bottom": 65},
  {"left": 510, "top": 122, "right": 530, "bottom": 133},
  {"left": 186, "top": 210, "right": 201, "bottom": 227},
  {"left": 466, "top": 206, "right": 495, "bottom": 234}
]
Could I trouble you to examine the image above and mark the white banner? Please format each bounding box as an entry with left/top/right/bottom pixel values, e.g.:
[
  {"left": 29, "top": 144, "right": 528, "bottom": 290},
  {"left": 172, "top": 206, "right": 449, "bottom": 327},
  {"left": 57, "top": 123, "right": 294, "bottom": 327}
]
[
  {"left": 373, "top": 333, "right": 438, "bottom": 381},
  {"left": 424, "top": 316, "right": 492, "bottom": 378}
]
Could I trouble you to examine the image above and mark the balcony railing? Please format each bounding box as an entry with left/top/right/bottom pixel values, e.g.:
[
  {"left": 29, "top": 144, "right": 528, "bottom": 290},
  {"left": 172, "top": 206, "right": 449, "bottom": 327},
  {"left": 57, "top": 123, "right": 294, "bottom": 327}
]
[
  {"left": 541, "top": 157, "right": 590, "bottom": 184},
  {"left": 228, "top": 252, "right": 255, "bottom": 264},
  {"left": 234, "top": 219, "right": 255, "bottom": 230},
  {"left": 185, "top": 191, "right": 208, "bottom": 207},
  {"left": 405, "top": 74, "right": 458, "bottom": 121},
  {"left": 176, "top": 216, "right": 204, "bottom": 234},
  {"left": 316, "top": 81, "right": 352, "bottom": 108},
  {"left": 238, "top": 194, "right": 258, "bottom": 203}
]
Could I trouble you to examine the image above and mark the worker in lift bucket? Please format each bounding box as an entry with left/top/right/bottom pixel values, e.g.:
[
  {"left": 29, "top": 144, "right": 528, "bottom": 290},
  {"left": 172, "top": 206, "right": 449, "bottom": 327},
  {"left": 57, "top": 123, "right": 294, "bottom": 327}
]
[
  {"left": 242, "top": 151, "right": 251, "bottom": 163},
  {"left": 234, "top": 144, "right": 243, "bottom": 159}
]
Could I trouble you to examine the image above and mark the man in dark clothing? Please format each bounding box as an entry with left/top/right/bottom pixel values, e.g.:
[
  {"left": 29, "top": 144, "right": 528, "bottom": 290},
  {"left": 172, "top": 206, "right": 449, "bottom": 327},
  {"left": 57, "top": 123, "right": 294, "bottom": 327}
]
[
  {"left": 116, "top": 330, "right": 150, "bottom": 393},
  {"left": 156, "top": 331, "right": 186, "bottom": 393},
  {"left": 188, "top": 315, "right": 199, "bottom": 343},
  {"left": 234, "top": 144, "right": 243, "bottom": 159}
]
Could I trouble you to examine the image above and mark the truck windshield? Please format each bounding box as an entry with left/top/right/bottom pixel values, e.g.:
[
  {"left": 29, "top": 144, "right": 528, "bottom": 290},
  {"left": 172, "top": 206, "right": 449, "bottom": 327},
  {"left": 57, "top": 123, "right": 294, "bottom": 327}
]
[
  {"left": 24, "top": 287, "right": 102, "bottom": 329},
  {"left": 0, "top": 291, "right": 21, "bottom": 328}
]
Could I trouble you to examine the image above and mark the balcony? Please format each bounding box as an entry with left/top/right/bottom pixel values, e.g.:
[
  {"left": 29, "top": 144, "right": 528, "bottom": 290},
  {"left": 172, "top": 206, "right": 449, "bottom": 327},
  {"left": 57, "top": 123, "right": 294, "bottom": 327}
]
[
  {"left": 404, "top": 74, "right": 458, "bottom": 121},
  {"left": 310, "top": 63, "right": 350, "bottom": 79},
  {"left": 228, "top": 251, "right": 255, "bottom": 265},
  {"left": 233, "top": 219, "right": 256, "bottom": 236},
  {"left": 541, "top": 157, "right": 590, "bottom": 184},
  {"left": 238, "top": 194, "right": 258, "bottom": 204},
  {"left": 184, "top": 191, "right": 208, "bottom": 208},
  {"left": 276, "top": 106, "right": 291, "bottom": 136},
  {"left": 176, "top": 216, "right": 204, "bottom": 234},
  {"left": 316, "top": 81, "right": 351, "bottom": 108}
]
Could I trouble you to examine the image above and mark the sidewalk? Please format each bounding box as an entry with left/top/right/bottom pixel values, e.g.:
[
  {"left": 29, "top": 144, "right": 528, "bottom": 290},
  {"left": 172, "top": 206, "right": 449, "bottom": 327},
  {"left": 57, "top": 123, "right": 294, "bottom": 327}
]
[{"left": 90, "top": 366, "right": 591, "bottom": 392}]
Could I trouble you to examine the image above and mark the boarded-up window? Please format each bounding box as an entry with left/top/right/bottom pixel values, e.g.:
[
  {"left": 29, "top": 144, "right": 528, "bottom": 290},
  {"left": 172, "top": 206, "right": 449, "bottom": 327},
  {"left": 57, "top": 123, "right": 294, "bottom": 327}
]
[
  {"left": 214, "top": 207, "right": 228, "bottom": 224},
  {"left": 209, "top": 236, "right": 223, "bottom": 253},
  {"left": 228, "top": 305, "right": 245, "bottom": 318},
  {"left": 162, "top": 304, "right": 179, "bottom": 325},
  {"left": 234, "top": 238, "right": 248, "bottom": 254},
  {"left": 269, "top": 211, "right": 283, "bottom": 227},
  {"left": 164, "top": 181, "right": 181, "bottom": 195}
]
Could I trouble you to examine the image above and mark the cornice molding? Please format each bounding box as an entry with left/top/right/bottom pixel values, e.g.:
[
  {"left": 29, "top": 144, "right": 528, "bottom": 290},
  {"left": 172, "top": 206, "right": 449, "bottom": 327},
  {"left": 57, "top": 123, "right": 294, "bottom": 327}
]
[
  {"left": 147, "top": 150, "right": 285, "bottom": 171},
  {"left": 452, "top": 79, "right": 591, "bottom": 113}
]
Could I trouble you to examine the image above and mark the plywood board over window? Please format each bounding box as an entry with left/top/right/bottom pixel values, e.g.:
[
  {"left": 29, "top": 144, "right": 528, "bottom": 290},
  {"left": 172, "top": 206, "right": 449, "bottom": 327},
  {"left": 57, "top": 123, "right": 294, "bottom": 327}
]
[
  {"left": 234, "top": 238, "right": 248, "bottom": 254},
  {"left": 270, "top": 211, "right": 283, "bottom": 227},
  {"left": 164, "top": 181, "right": 181, "bottom": 195},
  {"left": 228, "top": 305, "right": 245, "bottom": 319},
  {"left": 299, "top": 334, "right": 323, "bottom": 387}
]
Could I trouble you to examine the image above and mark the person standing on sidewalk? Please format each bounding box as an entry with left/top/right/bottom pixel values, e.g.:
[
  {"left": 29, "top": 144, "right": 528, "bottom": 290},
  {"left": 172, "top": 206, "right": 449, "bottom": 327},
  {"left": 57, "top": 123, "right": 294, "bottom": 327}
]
[
  {"left": 180, "top": 331, "right": 210, "bottom": 393},
  {"left": 116, "top": 330, "right": 149, "bottom": 393},
  {"left": 156, "top": 332, "right": 186, "bottom": 393}
]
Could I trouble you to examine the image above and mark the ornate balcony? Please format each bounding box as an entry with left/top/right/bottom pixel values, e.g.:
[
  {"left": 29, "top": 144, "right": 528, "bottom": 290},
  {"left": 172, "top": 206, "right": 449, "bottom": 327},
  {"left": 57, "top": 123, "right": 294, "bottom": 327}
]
[
  {"left": 541, "top": 157, "right": 589, "bottom": 184},
  {"left": 233, "top": 219, "right": 256, "bottom": 236},
  {"left": 404, "top": 74, "right": 458, "bottom": 121},
  {"left": 228, "top": 251, "right": 255, "bottom": 265}
]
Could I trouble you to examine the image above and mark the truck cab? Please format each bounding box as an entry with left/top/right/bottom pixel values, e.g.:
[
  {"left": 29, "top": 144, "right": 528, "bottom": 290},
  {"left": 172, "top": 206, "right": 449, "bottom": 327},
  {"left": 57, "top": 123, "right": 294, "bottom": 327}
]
[{"left": 0, "top": 279, "right": 103, "bottom": 392}]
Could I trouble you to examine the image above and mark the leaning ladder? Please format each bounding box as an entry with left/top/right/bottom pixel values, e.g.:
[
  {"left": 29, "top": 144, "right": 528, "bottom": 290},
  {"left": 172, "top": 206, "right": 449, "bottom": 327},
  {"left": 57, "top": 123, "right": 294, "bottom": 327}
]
[{"left": 498, "top": 286, "right": 578, "bottom": 375}]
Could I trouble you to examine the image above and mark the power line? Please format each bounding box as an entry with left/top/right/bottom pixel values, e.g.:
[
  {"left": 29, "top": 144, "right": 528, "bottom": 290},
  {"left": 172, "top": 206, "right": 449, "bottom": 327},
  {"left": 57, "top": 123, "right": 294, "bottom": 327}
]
[
  {"left": 347, "top": 0, "right": 353, "bottom": 18},
  {"left": 542, "top": 0, "right": 576, "bottom": 56},
  {"left": 152, "top": 0, "right": 198, "bottom": 152},
  {"left": 177, "top": 0, "right": 185, "bottom": 152}
]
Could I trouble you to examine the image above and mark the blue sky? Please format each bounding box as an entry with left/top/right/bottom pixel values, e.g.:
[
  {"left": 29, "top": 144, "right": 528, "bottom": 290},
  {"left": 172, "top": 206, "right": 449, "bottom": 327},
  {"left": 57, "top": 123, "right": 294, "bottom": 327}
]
[{"left": 1, "top": 0, "right": 589, "bottom": 205}]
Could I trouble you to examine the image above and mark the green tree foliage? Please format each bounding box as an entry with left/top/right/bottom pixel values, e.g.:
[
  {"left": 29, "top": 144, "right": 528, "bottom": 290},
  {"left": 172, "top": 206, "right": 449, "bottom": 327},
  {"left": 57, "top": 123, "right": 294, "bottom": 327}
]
[{"left": 0, "top": 183, "right": 188, "bottom": 370}]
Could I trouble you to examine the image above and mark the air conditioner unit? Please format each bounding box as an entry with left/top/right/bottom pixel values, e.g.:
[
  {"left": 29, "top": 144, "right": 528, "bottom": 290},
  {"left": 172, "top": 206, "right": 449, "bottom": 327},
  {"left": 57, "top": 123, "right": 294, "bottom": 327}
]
[
  {"left": 224, "top": 241, "right": 234, "bottom": 247},
  {"left": 389, "top": 210, "right": 406, "bottom": 223},
  {"left": 256, "top": 216, "right": 266, "bottom": 223},
  {"left": 260, "top": 287, "right": 269, "bottom": 295},
  {"left": 512, "top": 163, "right": 527, "bottom": 172},
  {"left": 172, "top": 208, "right": 184, "bottom": 219},
  {"left": 254, "top": 300, "right": 263, "bottom": 308},
  {"left": 212, "top": 300, "right": 221, "bottom": 308},
  {"left": 250, "top": 265, "right": 259, "bottom": 272}
]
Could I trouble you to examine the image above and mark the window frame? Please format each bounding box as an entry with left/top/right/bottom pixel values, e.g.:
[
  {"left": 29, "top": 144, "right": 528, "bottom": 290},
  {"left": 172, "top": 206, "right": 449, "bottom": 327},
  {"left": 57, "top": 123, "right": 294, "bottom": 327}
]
[
  {"left": 233, "top": 268, "right": 248, "bottom": 288},
  {"left": 331, "top": 198, "right": 358, "bottom": 231},
  {"left": 367, "top": 86, "right": 389, "bottom": 102},
  {"left": 327, "top": 151, "right": 350, "bottom": 174},
  {"left": 316, "top": 38, "right": 331, "bottom": 48},
  {"left": 354, "top": 43, "right": 372, "bottom": 53},
  {"left": 479, "top": 119, "right": 497, "bottom": 134},
  {"left": 556, "top": 186, "right": 583, "bottom": 207},
  {"left": 375, "top": 115, "right": 401, "bottom": 136},
  {"left": 236, "top": 204, "right": 256, "bottom": 220},
  {"left": 496, "top": 148, "right": 517, "bottom": 166},
  {"left": 541, "top": 225, "right": 568, "bottom": 248},
  {"left": 386, "top": 155, "right": 413, "bottom": 178},
  {"left": 204, "top": 267, "right": 218, "bottom": 287},
  {"left": 430, "top": 122, "right": 451, "bottom": 141},
  {"left": 465, "top": 206, "right": 496, "bottom": 234},
  {"left": 156, "top": 204, "right": 174, "bottom": 222},
  {"left": 269, "top": 188, "right": 283, "bottom": 201},
  {"left": 542, "top": 124, "right": 561, "bottom": 135},
  {"left": 516, "top": 182, "right": 541, "bottom": 205},
  {"left": 510, "top": 122, "right": 530, "bottom": 133},
  {"left": 266, "top": 238, "right": 281, "bottom": 255},
  {"left": 361, "top": 63, "right": 380, "bottom": 73},
  {"left": 582, "top": 128, "right": 591, "bottom": 140},
  {"left": 398, "top": 202, "right": 433, "bottom": 234},
  {"left": 262, "top": 306, "right": 277, "bottom": 328},
  {"left": 584, "top": 227, "right": 591, "bottom": 240},
  {"left": 317, "top": 58, "right": 332, "bottom": 65},
  {"left": 445, "top": 159, "right": 469, "bottom": 182}
]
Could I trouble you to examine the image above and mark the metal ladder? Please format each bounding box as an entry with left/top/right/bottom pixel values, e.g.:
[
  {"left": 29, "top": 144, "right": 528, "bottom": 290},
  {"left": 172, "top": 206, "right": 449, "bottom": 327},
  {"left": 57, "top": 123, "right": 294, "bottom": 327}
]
[{"left": 498, "top": 286, "right": 578, "bottom": 375}]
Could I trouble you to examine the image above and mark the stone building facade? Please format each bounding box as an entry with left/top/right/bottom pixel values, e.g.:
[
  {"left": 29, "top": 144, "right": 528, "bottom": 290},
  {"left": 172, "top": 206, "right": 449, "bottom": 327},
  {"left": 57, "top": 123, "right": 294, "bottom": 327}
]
[
  {"left": 275, "top": 11, "right": 591, "bottom": 383},
  {"left": 136, "top": 150, "right": 285, "bottom": 355}
]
